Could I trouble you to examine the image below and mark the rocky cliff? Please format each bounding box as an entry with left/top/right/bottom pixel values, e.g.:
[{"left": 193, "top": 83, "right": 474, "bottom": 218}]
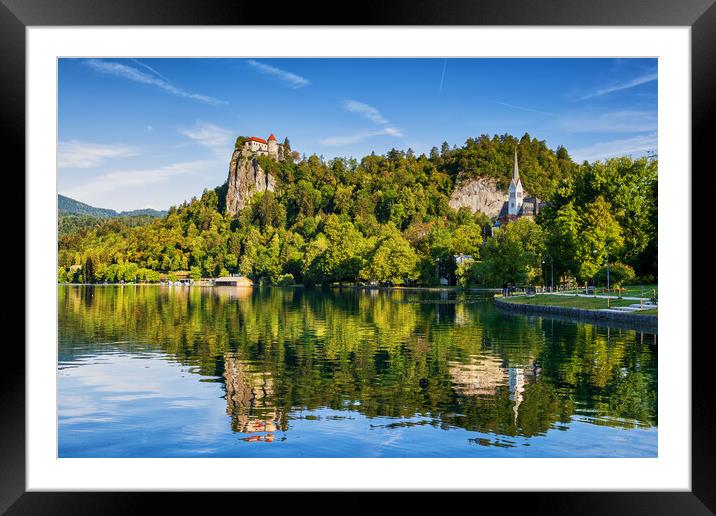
[
  {"left": 448, "top": 177, "right": 507, "bottom": 218},
  {"left": 225, "top": 148, "right": 276, "bottom": 215}
]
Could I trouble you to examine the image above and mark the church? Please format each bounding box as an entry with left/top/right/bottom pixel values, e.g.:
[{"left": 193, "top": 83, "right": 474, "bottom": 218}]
[{"left": 494, "top": 149, "right": 543, "bottom": 230}]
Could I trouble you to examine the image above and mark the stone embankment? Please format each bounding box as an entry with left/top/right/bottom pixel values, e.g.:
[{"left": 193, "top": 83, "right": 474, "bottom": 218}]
[{"left": 494, "top": 296, "right": 658, "bottom": 331}]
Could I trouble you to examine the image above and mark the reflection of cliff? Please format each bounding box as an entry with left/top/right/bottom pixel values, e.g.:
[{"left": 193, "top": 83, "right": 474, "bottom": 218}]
[{"left": 223, "top": 355, "right": 283, "bottom": 435}]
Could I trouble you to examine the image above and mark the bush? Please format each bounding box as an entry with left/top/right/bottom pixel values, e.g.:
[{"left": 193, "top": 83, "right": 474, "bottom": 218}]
[
  {"left": 275, "top": 273, "right": 295, "bottom": 286},
  {"left": 594, "top": 262, "right": 635, "bottom": 288}
]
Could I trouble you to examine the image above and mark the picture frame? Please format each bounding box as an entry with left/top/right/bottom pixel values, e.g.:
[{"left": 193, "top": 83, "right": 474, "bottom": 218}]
[{"left": 3, "top": 0, "right": 709, "bottom": 511}]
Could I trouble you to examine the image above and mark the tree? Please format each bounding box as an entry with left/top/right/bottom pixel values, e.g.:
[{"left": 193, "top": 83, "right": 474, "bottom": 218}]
[
  {"left": 311, "top": 216, "right": 366, "bottom": 284},
  {"left": 594, "top": 262, "right": 635, "bottom": 288},
  {"left": 480, "top": 218, "right": 544, "bottom": 287},
  {"left": 361, "top": 224, "right": 419, "bottom": 285},
  {"left": 575, "top": 196, "right": 624, "bottom": 283}
]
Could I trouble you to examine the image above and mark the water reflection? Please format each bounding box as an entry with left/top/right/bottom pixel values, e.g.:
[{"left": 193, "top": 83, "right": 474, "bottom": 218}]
[{"left": 58, "top": 285, "right": 657, "bottom": 457}]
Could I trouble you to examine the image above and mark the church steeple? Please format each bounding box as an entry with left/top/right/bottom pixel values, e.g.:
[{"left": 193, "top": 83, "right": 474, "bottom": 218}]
[{"left": 508, "top": 148, "right": 523, "bottom": 216}]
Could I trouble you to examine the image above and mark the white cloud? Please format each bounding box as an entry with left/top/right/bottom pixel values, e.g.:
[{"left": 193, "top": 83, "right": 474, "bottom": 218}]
[
  {"left": 344, "top": 100, "right": 389, "bottom": 125},
  {"left": 322, "top": 100, "right": 404, "bottom": 146},
  {"left": 179, "top": 122, "right": 233, "bottom": 150},
  {"left": 246, "top": 60, "right": 310, "bottom": 88},
  {"left": 556, "top": 110, "right": 657, "bottom": 134},
  {"left": 58, "top": 140, "right": 138, "bottom": 169},
  {"left": 320, "top": 127, "right": 404, "bottom": 146},
  {"left": 495, "top": 101, "right": 554, "bottom": 116},
  {"left": 62, "top": 160, "right": 215, "bottom": 201},
  {"left": 84, "top": 59, "right": 227, "bottom": 105},
  {"left": 579, "top": 71, "right": 658, "bottom": 100},
  {"left": 570, "top": 133, "right": 657, "bottom": 162}
]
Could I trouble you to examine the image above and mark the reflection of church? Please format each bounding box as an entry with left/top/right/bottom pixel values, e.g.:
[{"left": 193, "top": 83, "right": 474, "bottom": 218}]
[
  {"left": 449, "top": 354, "right": 536, "bottom": 423},
  {"left": 223, "top": 355, "right": 284, "bottom": 436}
]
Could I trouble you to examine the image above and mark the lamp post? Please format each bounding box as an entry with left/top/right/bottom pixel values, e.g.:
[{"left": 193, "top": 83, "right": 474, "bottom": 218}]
[
  {"left": 542, "top": 255, "right": 554, "bottom": 292},
  {"left": 593, "top": 246, "right": 610, "bottom": 307}
]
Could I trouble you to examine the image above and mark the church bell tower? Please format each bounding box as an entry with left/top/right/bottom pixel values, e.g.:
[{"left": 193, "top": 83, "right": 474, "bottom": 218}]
[{"left": 508, "top": 149, "right": 523, "bottom": 216}]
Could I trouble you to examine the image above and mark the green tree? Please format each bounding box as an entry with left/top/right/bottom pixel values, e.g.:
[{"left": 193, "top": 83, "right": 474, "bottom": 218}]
[{"left": 361, "top": 224, "right": 419, "bottom": 285}]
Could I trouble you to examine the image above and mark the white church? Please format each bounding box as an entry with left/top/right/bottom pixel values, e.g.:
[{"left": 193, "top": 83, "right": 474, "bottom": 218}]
[{"left": 495, "top": 149, "right": 543, "bottom": 227}]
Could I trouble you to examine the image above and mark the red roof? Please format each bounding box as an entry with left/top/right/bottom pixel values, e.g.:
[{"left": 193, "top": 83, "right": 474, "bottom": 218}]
[
  {"left": 268, "top": 133, "right": 277, "bottom": 141},
  {"left": 247, "top": 136, "right": 267, "bottom": 144}
]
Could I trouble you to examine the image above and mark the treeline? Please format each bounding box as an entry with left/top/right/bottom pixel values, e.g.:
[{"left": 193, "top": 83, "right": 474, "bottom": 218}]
[
  {"left": 58, "top": 213, "right": 158, "bottom": 237},
  {"left": 57, "top": 134, "right": 657, "bottom": 287}
]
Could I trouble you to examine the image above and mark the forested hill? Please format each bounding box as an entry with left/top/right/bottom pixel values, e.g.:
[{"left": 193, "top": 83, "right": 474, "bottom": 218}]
[
  {"left": 58, "top": 133, "right": 658, "bottom": 287},
  {"left": 58, "top": 194, "right": 167, "bottom": 218}
]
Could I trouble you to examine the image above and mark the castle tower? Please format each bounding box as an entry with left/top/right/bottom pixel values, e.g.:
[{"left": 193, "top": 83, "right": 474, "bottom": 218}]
[
  {"left": 508, "top": 149, "right": 523, "bottom": 216},
  {"left": 267, "top": 133, "right": 279, "bottom": 159}
]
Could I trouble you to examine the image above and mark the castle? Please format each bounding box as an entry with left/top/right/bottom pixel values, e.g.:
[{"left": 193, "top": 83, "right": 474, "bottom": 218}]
[{"left": 242, "top": 134, "right": 285, "bottom": 161}]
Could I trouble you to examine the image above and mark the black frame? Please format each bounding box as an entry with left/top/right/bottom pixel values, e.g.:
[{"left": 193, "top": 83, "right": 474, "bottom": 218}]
[{"left": 2, "top": 0, "right": 710, "bottom": 512}]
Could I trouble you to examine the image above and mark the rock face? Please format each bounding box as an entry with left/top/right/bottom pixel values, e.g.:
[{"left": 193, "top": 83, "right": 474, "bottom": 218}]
[
  {"left": 225, "top": 148, "right": 276, "bottom": 215},
  {"left": 449, "top": 177, "right": 507, "bottom": 218}
]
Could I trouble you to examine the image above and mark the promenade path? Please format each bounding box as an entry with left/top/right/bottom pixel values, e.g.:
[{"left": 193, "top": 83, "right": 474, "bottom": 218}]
[{"left": 542, "top": 292, "right": 650, "bottom": 301}]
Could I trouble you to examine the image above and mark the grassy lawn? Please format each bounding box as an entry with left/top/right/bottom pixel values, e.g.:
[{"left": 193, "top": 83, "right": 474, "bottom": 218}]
[
  {"left": 500, "top": 294, "right": 638, "bottom": 310},
  {"left": 554, "top": 284, "right": 657, "bottom": 298},
  {"left": 634, "top": 308, "right": 658, "bottom": 315}
]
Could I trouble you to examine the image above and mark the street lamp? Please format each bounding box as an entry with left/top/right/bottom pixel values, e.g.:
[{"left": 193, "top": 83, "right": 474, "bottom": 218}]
[
  {"left": 593, "top": 247, "right": 610, "bottom": 306},
  {"left": 542, "top": 255, "right": 554, "bottom": 292}
]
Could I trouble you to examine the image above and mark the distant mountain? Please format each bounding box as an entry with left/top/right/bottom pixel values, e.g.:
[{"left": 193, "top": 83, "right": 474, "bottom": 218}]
[{"left": 58, "top": 195, "right": 167, "bottom": 218}]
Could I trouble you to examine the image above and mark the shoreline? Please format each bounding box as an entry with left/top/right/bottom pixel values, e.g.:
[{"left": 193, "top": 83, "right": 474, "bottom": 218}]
[
  {"left": 57, "top": 283, "right": 501, "bottom": 292},
  {"left": 494, "top": 296, "right": 658, "bottom": 332}
]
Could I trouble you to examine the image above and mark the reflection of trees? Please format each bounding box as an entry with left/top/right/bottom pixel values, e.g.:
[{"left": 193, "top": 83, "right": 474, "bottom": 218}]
[{"left": 59, "top": 286, "right": 658, "bottom": 437}]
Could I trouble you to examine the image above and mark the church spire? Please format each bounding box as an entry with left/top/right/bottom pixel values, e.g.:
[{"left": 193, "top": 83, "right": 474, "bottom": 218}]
[{"left": 512, "top": 148, "right": 520, "bottom": 183}]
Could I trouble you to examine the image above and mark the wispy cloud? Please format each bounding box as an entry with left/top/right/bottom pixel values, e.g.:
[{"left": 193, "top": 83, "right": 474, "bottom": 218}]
[
  {"left": 579, "top": 71, "right": 658, "bottom": 100},
  {"left": 62, "top": 160, "right": 215, "bottom": 201},
  {"left": 320, "top": 127, "right": 404, "bottom": 147},
  {"left": 58, "top": 140, "right": 138, "bottom": 169},
  {"left": 495, "top": 101, "right": 554, "bottom": 116},
  {"left": 322, "top": 100, "right": 404, "bottom": 146},
  {"left": 179, "top": 122, "right": 234, "bottom": 156},
  {"left": 84, "top": 59, "right": 227, "bottom": 105},
  {"left": 344, "top": 100, "right": 389, "bottom": 125},
  {"left": 570, "top": 133, "right": 657, "bottom": 162},
  {"left": 555, "top": 110, "right": 657, "bottom": 134},
  {"left": 246, "top": 60, "right": 310, "bottom": 89},
  {"left": 439, "top": 59, "right": 447, "bottom": 96}
]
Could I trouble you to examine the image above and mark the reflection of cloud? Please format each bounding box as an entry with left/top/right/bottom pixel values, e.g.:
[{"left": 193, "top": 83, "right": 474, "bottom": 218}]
[
  {"left": 58, "top": 140, "right": 138, "bottom": 169},
  {"left": 571, "top": 133, "right": 657, "bottom": 162},
  {"left": 84, "top": 59, "right": 226, "bottom": 105},
  {"left": 580, "top": 71, "right": 657, "bottom": 100},
  {"left": 246, "top": 59, "right": 310, "bottom": 88}
]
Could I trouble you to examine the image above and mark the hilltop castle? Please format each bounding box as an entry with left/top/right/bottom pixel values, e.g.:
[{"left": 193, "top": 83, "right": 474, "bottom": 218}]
[{"left": 241, "top": 134, "right": 285, "bottom": 161}]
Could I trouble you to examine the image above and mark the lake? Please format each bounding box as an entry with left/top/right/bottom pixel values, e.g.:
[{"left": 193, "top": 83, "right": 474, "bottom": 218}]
[{"left": 58, "top": 285, "right": 657, "bottom": 458}]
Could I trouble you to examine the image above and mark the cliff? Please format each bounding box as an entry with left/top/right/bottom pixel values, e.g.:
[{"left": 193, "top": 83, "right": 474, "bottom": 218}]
[
  {"left": 225, "top": 148, "right": 276, "bottom": 215},
  {"left": 448, "top": 177, "right": 507, "bottom": 218}
]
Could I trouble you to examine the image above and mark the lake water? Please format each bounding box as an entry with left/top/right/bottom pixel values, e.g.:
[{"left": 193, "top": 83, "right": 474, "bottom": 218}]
[{"left": 58, "top": 285, "right": 657, "bottom": 458}]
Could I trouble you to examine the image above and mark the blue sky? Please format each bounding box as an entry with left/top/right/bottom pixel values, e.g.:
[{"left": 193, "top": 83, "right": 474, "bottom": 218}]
[{"left": 58, "top": 58, "right": 657, "bottom": 211}]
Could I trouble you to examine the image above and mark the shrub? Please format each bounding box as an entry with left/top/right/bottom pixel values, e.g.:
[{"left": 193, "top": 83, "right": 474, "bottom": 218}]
[
  {"left": 594, "top": 262, "right": 635, "bottom": 288},
  {"left": 275, "top": 273, "right": 295, "bottom": 286}
]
